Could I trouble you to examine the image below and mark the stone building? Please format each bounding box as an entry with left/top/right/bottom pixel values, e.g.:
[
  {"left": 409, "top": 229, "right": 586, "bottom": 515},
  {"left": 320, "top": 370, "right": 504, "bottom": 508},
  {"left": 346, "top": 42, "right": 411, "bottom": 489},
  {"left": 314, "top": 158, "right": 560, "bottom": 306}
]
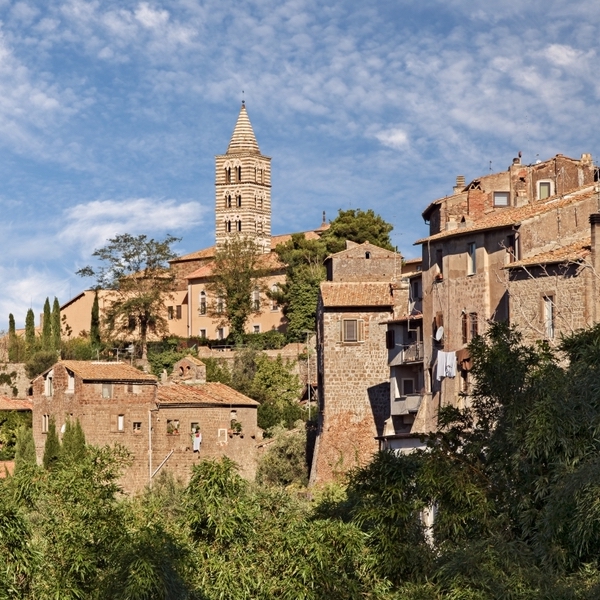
[
  {"left": 31, "top": 358, "right": 259, "bottom": 493},
  {"left": 311, "top": 242, "right": 407, "bottom": 483},
  {"left": 414, "top": 152, "right": 600, "bottom": 417}
]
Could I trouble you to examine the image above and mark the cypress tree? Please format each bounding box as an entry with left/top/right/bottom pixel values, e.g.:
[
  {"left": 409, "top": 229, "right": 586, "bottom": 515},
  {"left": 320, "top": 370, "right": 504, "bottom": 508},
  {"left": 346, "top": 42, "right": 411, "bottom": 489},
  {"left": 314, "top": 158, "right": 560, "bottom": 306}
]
[
  {"left": 41, "top": 298, "right": 52, "bottom": 351},
  {"left": 90, "top": 291, "right": 101, "bottom": 347},
  {"left": 52, "top": 297, "right": 61, "bottom": 351},
  {"left": 42, "top": 418, "right": 60, "bottom": 470},
  {"left": 25, "top": 309, "right": 36, "bottom": 358},
  {"left": 14, "top": 426, "right": 36, "bottom": 472},
  {"left": 61, "top": 418, "right": 86, "bottom": 463},
  {"left": 8, "top": 313, "right": 17, "bottom": 362}
]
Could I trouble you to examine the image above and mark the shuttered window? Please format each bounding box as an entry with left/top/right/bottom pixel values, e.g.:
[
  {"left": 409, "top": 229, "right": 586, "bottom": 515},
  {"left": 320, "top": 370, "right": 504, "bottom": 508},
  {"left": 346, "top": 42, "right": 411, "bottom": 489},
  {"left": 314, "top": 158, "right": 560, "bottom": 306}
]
[{"left": 340, "top": 319, "right": 365, "bottom": 343}]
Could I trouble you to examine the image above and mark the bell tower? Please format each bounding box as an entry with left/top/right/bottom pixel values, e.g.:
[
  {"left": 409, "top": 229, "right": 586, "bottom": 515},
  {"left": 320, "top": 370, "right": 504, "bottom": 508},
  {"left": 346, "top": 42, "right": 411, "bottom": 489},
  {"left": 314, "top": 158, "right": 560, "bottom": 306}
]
[{"left": 215, "top": 102, "right": 271, "bottom": 252}]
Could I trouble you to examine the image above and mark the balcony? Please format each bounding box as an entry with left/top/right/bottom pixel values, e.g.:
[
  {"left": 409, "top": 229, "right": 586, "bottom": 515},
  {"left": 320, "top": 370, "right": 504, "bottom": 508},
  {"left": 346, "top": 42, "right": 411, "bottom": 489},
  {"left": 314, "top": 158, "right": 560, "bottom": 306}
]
[
  {"left": 389, "top": 342, "right": 424, "bottom": 366},
  {"left": 391, "top": 393, "right": 423, "bottom": 416}
]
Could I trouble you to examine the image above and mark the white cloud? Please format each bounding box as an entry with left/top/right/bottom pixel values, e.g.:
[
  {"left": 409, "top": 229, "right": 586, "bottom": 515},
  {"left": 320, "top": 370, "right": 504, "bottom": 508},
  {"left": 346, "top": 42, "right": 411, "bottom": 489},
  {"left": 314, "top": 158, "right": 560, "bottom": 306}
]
[{"left": 375, "top": 128, "right": 409, "bottom": 150}]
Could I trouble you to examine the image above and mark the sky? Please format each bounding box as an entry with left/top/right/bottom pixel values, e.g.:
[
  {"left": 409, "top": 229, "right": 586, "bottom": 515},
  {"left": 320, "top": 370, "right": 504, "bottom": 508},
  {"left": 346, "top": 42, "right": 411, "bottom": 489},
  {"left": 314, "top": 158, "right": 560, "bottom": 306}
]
[{"left": 2, "top": 0, "right": 600, "bottom": 328}]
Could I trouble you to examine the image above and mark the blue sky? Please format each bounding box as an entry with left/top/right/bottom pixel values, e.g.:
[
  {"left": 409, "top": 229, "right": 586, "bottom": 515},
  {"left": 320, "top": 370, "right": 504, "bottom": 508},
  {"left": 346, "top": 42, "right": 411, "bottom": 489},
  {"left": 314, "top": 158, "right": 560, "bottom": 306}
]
[{"left": 2, "top": 0, "right": 600, "bottom": 328}]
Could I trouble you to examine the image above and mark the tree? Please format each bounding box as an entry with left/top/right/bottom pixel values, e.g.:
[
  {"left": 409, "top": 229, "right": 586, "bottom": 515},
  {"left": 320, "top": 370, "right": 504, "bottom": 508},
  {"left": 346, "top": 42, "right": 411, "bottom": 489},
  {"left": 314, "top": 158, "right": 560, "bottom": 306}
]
[
  {"left": 77, "top": 233, "right": 180, "bottom": 360},
  {"left": 321, "top": 208, "right": 394, "bottom": 255},
  {"left": 7, "top": 313, "right": 19, "bottom": 362},
  {"left": 205, "top": 235, "right": 267, "bottom": 340},
  {"left": 25, "top": 308, "right": 36, "bottom": 357},
  {"left": 52, "top": 297, "right": 61, "bottom": 351},
  {"left": 25, "top": 351, "right": 58, "bottom": 379},
  {"left": 61, "top": 418, "right": 86, "bottom": 464},
  {"left": 90, "top": 290, "right": 101, "bottom": 347},
  {"left": 42, "top": 418, "right": 61, "bottom": 470},
  {"left": 14, "top": 425, "right": 36, "bottom": 472},
  {"left": 41, "top": 298, "right": 52, "bottom": 351}
]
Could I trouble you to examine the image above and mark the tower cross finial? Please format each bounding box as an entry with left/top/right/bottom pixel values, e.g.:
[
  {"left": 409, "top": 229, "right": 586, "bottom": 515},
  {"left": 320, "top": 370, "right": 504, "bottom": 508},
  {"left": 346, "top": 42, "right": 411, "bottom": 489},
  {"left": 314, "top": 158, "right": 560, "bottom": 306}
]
[{"left": 242, "top": 90, "right": 245, "bottom": 106}]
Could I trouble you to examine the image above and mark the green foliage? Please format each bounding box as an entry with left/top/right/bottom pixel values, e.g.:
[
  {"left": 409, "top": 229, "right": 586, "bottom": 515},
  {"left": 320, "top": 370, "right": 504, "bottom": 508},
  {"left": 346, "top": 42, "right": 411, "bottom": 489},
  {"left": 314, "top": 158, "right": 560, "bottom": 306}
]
[
  {"left": 41, "top": 297, "right": 52, "bottom": 351},
  {"left": 24, "top": 308, "right": 36, "bottom": 356},
  {"left": 42, "top": 418, "right": 61, "bottom": 470},
  {"left": 61, "top": 418, "right": 86, "bottom": 464},
  {"left": 52, "top": 297, "right": 61, "bottom": 351},
  {"left": 14, "top": 425, "right": 36, "bottom": 472},
  {"left": 90, "top": 290, "right": 101, "bottom": 347},
  {"left": 205, "top": 236, "right": 267, "bottom": 339},
  {"left": 25, "top": 350, "right": 57, "bottom": 379},
  {"left": 203, "top": 357, "right": 232, "bottom": 385},
  {"left": 0, "top": 412, "right": 32, "bottom": 461},
  {"left": 321, "top": 208, "right": 395, "bottom": 254},
  {"left": 0, "top": 369, "right": 18, "bottom": 397},
  {"left": 256, "top": 422, "right": 308, "bottom": 486},
  {"left": 7, "top": 313, "right": 21, "bottom": 362},
  {"left": 77, "top": 233, "right": 180, "bottom": 359},
  {"left": 61, "top": 337, "right": 95, "bottom": 360},
  {"left": 147, "top": 348, "right": 188, "bottom": 376}
]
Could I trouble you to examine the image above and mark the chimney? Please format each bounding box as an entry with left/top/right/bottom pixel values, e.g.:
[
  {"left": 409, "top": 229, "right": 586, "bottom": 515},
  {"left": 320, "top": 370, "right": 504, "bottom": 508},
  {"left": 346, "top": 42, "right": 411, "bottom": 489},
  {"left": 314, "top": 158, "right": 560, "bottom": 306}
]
[{"left": 454, "top": 175, "right": 465, "bottom": 194}]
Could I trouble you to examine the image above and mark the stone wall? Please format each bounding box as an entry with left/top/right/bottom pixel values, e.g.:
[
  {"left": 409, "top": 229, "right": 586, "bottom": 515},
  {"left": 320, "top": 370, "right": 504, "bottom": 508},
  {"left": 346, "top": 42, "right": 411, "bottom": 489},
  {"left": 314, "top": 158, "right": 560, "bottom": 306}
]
[{"left": 0, "top": 363, "right": 30, "bottom": 398}]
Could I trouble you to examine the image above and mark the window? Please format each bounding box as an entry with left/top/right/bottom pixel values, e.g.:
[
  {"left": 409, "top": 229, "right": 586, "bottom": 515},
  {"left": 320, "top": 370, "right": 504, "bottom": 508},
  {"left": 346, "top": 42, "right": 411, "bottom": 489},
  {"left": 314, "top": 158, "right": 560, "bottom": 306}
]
[
  {"left": 167, "top": 306, "right": 174, "bottom": 320},
  {"left": 176, "top": 305, "right": 182, "bottom": 320},
  {"left": 225, "top": 167, "right": 231, "bottom": 184},
  {"left": 467, "top": 242, "right": 476, "bottom": 275},
  {"left": 252, "top": 288, "right": 260, "bottom": 311},
  {"left": 236, "top": 194, "right": 242, "bottom": 207},
  {"left": 469, "top": 313, "right": 478, "bottom": 340},
  {"left": 538, "top": 181, "right": 553, "bottom": 199},
  {"left": 506, "top": 234, "right": 519, "bottom": 263},
  {"left": 253, "top": 325, "right": 260, "bottom": 333},
  {"left": 199, "top": 292, "right": 207, "bottom": 315},
  {"left": 133, "top": 421, "right": 142, "bottom": 433},
  {"left": 237, "top": 220, "right": 242, "bottom": 232},
  {"left": 117, "top": 415, "right": 124, "bottom": 432},
  {"left": 167, "top": 419, "right": 180, "bottom": 435},
  {"left": 411, "top": 280, "right": 420, "bottom": 302},
  {"left": 127, "top": 382, "right": 134, "bottom": 393},
  {"left": 217, "top": 327, "right": 224, "bottom": 340},
  {"left": 42, "top": 414, "right": 49, "bottom": 433},
  {"left": 44, "top": 370, "right": 54, "bottom": 397},
  {"left": 341, "top": 319, "right": 364, "bottom": 343},
  {"left": 199, "top": 328, "right": 207, "bottom": 338},
  {"left": 271, "top": 284, "right": 279, "bottom": 311},
  {"left": 385, "top": 329, "right": 395, "bottom": 349},
  {"left": 216, "top": 296, "right": 224, "bottom": 314},
  {"left": 402, "top": 379, "right": 415, "bottom": 395},
  {"left": 436, "top": 249, "right": 443, "bottom": 277},
  {"left": 493, "top": 191, "right": 510, "bottom": 206},
  {"left": 102, "top": 383, "right": 113, "bottom": 399},
  {"left": 462, "top": 312, "right": 468, "bottom": 345},
  {"left": 365, "top": 251, "right": 371, "bottom": 259},
  {"left": 226, "top": 194, "right": 232, "bottom": 208},
  {"left": 543, "top": 296, "right": 555, "bottom": 339},
  {"left": 236, "top": 165, "right": 242, "bottom": 182},
  {"left": 226, "top": 221, "right": 232, "bottom": 233},
  {"left": 67, "top": 370, "right": 75, "bottom": 393}
]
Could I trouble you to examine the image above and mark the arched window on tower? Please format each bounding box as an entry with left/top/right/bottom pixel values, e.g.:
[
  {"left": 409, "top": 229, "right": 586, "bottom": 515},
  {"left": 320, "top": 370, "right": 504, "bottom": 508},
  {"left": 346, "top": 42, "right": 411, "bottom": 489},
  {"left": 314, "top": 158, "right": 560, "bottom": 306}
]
[
  {"left": 226, "top": 195, "right": 232, "bottom": 208},
  {"left": 225, "top": 167, "right": 231, "bottom": 184},
  {"left": 236, "top": 166, "right": 242, "bottom": 182},
  {"left": 254, "top": 167, "right": 257, "bottom": 182},
  {"left": 237, "top": 220, "right": 242, "bottom": 232},
  {"left": 226, "top": 221, "right": 232, "bottom": 233},
  {"left": 236, "top": 195, "right": 242, "bottom": 207}
]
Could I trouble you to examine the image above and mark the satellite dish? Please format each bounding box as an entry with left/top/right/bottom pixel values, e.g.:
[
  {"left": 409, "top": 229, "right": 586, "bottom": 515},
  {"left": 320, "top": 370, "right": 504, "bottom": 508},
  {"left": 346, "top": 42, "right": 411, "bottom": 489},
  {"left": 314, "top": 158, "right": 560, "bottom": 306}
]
[{"left": 435, "top": 326, "right": 444, "bottom": 341}]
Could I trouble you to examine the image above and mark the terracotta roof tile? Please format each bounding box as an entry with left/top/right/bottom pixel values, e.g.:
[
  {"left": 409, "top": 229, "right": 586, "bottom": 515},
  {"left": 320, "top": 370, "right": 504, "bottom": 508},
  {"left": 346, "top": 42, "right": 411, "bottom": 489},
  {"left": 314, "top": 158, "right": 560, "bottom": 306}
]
[
  {"left": 320, "top": 282, "right": 394, "bottom": 307},
  {"left": 505, "top": 239, "right": 591, "bottom": 269},
  {"left": 415, "top": 186, "right": 596, "bottom": 244},
  {"left": 56, "top": 361, "right": 157, "bottom": 382},
  {"left": 185, "top": 251, "right": 284, "bottom": 280},
  {"left": 157, "top": 382, "right": 259, "bottom": 406},
  {"left": 0, "top": 395, "right": 32, "bottom": 411}
]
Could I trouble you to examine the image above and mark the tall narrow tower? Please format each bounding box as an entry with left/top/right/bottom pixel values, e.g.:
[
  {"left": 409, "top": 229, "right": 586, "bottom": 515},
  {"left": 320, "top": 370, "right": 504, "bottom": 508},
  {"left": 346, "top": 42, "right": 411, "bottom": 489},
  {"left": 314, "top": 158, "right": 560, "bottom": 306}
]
[{"left": 215, "top": 102, "right": 271, "bottom": 252}]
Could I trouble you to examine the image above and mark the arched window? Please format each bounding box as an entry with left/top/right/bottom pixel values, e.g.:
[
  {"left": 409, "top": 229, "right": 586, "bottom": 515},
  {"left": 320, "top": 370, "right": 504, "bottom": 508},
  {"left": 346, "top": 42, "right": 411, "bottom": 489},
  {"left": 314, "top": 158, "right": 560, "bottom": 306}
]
[
  {"left": 225, "top": 167, "right": 231, "bottom": 184},
  {"left": 271, "top": 284, "right": 279, "bottom": 311},
  {"left": 237, "top": 220, "right": 242, "bottom": 232},
  {"left": 216, "top": 296, "right": 224, "bottom": 314},
  {"left": 236, "top": 166, "right": 242, "bottom": 182},
  {"left": 226, "top": 221, "right": 232, "bottom": 233},
  {"left": 199, "top": 291, "right": 207, "bottom": 315},
  {"left": 252, "top": 288, "right": 260, "bottom": 311},
  {"left": 226, "top": 195, "right": 232, "bottom": 208},
  {"left": 236, "top": 194, "right": 242, "bottom": 207},
  {"left": 365, "top": 252, "right": 371, "bottom": 259}
]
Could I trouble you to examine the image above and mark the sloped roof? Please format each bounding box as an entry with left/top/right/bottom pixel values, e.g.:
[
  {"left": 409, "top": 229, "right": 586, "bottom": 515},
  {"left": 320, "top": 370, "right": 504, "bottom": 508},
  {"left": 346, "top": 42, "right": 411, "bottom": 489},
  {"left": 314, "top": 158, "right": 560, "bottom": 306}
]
[
  {"left": 320, "top": 282, "right": 394, "bottom": 307},
  {"left": 50, "top": 361, "right": 157, "bottom": 382},
  {"left": 0, "top": 395, "right": 32, "bottom": 411},
  {"left": 325, "top": 241, "right": 400, "bottom": 261},
  {"left": 185, "top": 251, "right": 284, "bottom": 280},
  {"left": 416, "top": 186, "right": 596, "bottom": 244},
  {"left": 157, "top": 382, "right": 259, "bottom": 406},
  {"left": 505, "top": 239, "right": 591, "bottom": 269},
  {"left": 226, "top": 104, "right": 261, "bottom": 155}
]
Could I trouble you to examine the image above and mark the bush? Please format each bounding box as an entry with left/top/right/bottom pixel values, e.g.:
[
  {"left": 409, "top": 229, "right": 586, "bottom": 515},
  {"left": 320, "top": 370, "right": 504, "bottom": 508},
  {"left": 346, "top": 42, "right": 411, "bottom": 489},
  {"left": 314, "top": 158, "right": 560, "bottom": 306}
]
[{"left": 25, "top": 351, "right": 58, "bottom": 378}]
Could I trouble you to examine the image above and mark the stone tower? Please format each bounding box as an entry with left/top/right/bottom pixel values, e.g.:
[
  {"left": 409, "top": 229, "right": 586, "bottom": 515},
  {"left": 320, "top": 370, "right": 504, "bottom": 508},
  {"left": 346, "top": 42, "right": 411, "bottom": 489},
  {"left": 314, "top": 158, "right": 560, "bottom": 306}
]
[{"left": 215, "top": 102, "right": 272, "bottom": 252}]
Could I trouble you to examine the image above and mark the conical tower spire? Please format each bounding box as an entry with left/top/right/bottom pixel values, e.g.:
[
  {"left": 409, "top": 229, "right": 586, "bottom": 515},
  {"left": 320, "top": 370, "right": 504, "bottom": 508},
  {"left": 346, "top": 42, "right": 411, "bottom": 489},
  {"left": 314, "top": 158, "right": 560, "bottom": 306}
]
[{"left": 227, "top": 102, "right": 260, "bottom": 155}]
